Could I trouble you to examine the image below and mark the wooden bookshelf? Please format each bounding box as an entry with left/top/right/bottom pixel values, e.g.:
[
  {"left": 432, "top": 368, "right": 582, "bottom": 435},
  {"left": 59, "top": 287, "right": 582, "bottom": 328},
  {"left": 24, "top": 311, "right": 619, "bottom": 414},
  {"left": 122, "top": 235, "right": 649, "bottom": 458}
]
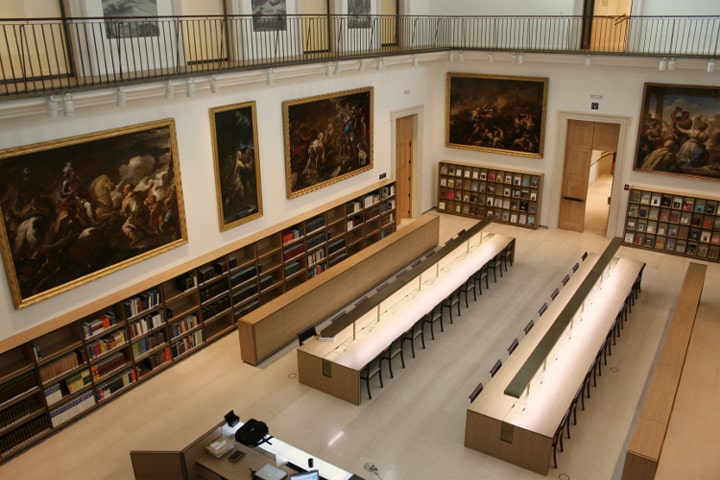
[
  {"left": 437, "top": 161, "right": 543, "bottom": 229},
  {"left": 622, "top": 186, "right": 720, "bottom": 262},
  {"left": 0, "top": 180, "right": 397, "bottom": 462}
]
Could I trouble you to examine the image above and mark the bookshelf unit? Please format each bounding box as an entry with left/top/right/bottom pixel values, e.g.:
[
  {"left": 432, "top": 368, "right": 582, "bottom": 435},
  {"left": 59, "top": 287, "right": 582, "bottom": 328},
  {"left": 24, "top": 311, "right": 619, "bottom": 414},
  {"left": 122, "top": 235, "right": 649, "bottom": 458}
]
[
  {"left": 623, "top": 186, "right": 720, "bottom": 262},
  {"left": 0, "top": 180, "right": 397, "bottom": 462},
  {"left": 437, "top": 161, "right": 543, "bottom": 229}
]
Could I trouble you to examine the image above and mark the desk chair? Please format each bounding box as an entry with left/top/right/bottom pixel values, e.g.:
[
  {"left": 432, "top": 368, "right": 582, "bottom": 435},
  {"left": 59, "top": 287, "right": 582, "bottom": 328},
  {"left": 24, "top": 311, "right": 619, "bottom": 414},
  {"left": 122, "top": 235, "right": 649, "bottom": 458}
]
[
  {"left": 441, "top": 291, "right": 461, "bottom": 323},
  {"left": 474, "top": 263, "right": 490, "bottom": 295},
  {"left": 552, "top": 409, "right": 571, "bottom": 469},
  {"left": 380, "top": 338, "right": 405, "bottom": 378},
  {"left": 402, "top": 318, "right": 425, "bottom": 357},
  {"left": 360, "top": 357, "right": 383, "bottom": 400},
  {"left": 458, "top": 274, "right": 477, "bottom": 307},
  {"left": 487, "top": 254, "right": 504, "bottom": 283}
]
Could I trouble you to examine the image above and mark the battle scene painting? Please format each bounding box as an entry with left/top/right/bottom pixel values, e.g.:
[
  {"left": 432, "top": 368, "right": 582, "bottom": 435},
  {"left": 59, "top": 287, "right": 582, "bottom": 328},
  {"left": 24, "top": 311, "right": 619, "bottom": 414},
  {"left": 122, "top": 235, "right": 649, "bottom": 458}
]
[
  {"left": 210, "top": 101, "right": 263, "bottom": 231},
  {"left": 283, "top": 87, "right": 373, "bottom": 198},
  {"left": 446, "top": 73, "right": 548, "bottom": 158},
  {"left": 0, "top": 119, "right": 187, "bottom": 308},
  {"left": 635, "top": 83, "right": 720, "bottom": 181}
]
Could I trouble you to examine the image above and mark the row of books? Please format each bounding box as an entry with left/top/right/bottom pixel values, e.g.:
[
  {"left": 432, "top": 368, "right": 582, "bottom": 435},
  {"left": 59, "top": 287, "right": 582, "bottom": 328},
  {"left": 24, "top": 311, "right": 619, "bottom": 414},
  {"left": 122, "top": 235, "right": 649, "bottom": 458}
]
[
  {"left": 96, "top": 369, "right": 137, "bottom": 401},
  {"left": 628, "top": 206, "right": 720, "bottom": 230},
  {"left": 282, "top": 225, "right": 304, "bottom": 245},
  {"left": 128, "top": 311, "right": 165, "bottom": 339},
  {"left": 142, "top": 347, "right": 172, "bottom": 371},
  {"left": 380, "top": 185, "right": 395, "bottom": 197},
  {"left": 170, "top": 331, "right": 203, "bottom": 358},
  {"left": 626, "top": 233, "right": 720, "bottom": 259},
  {"left": 0, "top": 415, "right": 50, "bottom": 455},
  {"left": 80, "top": 311, "right": 118, "bottom": 340},
  {"left": 0, "top": 396, "right": 36, "bottom": 430},
  {"left": 0, "top": 371, "right": 37, "bottom": 405},
  {"left": 305, "top": 215, "right": 326, "bottom": 233},
  {"left": 307, "top": 264, "right": 326, "bottom": 279},
  {"left": 307, "top": 248, "right": 325, "bottom": 267},
  {"left": 306, "top": 232, "right": 327, "bottom": 250},
  {"left": 230, "top": 265, "right": 257, "bottom": 287},
  {"left": 169, "top": 314, "right": 199, "bottom": 339},
  {"left": 631, "top": 190, "right": 718, "bottom": 214},
  {"left": 200, "top": 279, "right": 230, "bottom": 302},
  {"left": 49, "top": 390, "right": 95, "bottom": 428},
  {"left": 87, "top": 330, "right": 128, "bottom": 361},
  {"left": 283, "top": 243, "right": 306, "bottom": 262},
  {"left": 284, "top": 261, "right": 303, "bottom": 278},
  {"left": 131, "top": 331, "right": 166, "bottom": 357},
  {"left": 91, "top": 352, "right": 128, "bottom": 381},
  {"left": 363, "top": 193, "right": 380, "bottom": 208},
  {"left": 38, "top": 349, "right": 86, "bottom": 383},
  {"left": 201, "top": 295, "right": 231, "bottom": 320},
  {"left": 441, "top": 165, "right": 539, "bottom": 186},
  {"left": 381, "top": 199, "right": 395, "bottom": 212},
  {"left": 123, "top": 288, "right": 161, "bottom": 318},
  {"left": 43, "top": 368, "right": 91, "bottom": 406}
]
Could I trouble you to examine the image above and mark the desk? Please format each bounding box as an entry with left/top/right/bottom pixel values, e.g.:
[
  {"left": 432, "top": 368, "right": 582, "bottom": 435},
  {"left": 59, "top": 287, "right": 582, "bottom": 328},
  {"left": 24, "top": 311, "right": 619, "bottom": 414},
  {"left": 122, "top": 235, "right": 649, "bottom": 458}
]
[
  {"left": 297, "top": 231, "right": 514, "bottom": 404},
  {"left": 465, "top": 256, "right": 645, "bottom": 475},
  {"left": 131, "top": 418, "right": 361, "bottom": 480}
]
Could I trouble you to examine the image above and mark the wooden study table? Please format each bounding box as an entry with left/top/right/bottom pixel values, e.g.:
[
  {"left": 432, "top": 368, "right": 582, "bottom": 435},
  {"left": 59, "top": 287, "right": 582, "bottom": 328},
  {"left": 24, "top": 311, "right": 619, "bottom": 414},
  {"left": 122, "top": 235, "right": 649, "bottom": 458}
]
[
  {"left": 465, "top": 255, "right": 645, "bottom": 475},
  {"left": 297, "top": 231, "right": 515, "bottom": 405}
]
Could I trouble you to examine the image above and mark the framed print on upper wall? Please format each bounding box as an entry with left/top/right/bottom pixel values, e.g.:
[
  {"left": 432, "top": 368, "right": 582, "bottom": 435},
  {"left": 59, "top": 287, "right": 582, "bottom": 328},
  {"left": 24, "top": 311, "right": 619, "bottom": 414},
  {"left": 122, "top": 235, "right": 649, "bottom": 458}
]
[
  {"left": 210, "top": 101, "right": 263, "bottom": 231},
  {"left": 446, "top": 73, "right": 548, "bottom": 158},
  {"left": 635, "top": 83, "right": 720, "bottom": 181},
  {"left": 283, "top": 87, "right": 373, "bottom": 198},
  {"left": 0, "top": 119, "right": 187, "bottom": 309}
]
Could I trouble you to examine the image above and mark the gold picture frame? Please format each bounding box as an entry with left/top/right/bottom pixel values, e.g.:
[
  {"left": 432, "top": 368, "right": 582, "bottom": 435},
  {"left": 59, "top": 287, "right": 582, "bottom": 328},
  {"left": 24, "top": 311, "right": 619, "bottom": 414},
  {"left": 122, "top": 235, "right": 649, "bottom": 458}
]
[
  {"left": 283, "top": 87, "right": 373, "bottom": 198},
  {"left": 209, "top": 101, "right": 263, "bottom": 231},
  {"left": 0, "top": 119, "right": 187, "bottom": 309},
  {"left": 446, "top": 73, "right": 548, "bottom": 158}
]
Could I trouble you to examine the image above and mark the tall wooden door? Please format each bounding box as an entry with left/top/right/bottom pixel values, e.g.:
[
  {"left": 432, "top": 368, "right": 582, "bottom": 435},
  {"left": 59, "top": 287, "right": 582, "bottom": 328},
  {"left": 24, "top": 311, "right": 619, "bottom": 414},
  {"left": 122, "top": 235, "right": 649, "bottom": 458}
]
[
  {"left": 558, "top": 120, "right": 619, "bottom": 232},
  {"left": 395, "top": 115, "right": 414, "bottom": 220}
]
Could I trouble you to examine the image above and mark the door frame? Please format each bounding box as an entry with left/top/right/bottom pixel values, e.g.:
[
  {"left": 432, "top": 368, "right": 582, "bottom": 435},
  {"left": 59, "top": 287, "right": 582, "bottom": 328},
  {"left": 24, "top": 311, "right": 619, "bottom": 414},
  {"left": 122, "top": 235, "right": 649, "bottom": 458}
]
[
  {"left": 390, "top": 106, "right": 424, "bottom": 219},
  {"left": 553, "top": 112, "right": 631, "bottom": 238}
]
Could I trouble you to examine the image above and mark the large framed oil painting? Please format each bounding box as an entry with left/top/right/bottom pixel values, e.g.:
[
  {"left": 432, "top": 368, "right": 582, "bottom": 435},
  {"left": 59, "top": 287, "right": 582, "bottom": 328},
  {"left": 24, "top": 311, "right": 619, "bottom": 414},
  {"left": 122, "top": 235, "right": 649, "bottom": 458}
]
[
  {"left": 283, "top": 87, "right": 373, "bottom": 198},
  {"left": 635, "top": 83, "right": 720, "bottom": 181},
  {"left": 210, "top": 101, "right": 263, "bottom": 231},
  {"left": 0, "top": 119, "right": 187, "bottom": 309},
  {"left": 446, "top": 73, "right": 548, "bottom": 158}
]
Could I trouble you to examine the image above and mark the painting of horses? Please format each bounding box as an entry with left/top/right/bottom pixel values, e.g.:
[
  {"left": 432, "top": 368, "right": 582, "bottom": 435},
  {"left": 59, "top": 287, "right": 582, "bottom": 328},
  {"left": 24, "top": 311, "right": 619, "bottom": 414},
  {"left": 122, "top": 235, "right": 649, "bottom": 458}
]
[
  {"left": 0, "top": 119, "right": 187, "bottom": 309},
  {"left": 634, "top": 83, "right": 720, "bottom": 181},
  {"left": 210, "top": 101, "right": 263, "bottom": 231},
  {"left": 446, "top": 73, "right": 548, "bottom": 158},
  {"left": 283, "top": 87, "right": 373, "bottom": 198}
]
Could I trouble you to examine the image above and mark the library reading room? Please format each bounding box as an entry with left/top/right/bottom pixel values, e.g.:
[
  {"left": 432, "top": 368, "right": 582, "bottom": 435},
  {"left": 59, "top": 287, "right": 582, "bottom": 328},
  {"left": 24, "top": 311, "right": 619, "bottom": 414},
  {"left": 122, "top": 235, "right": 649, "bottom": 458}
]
[{"left": 1, "top": 2, "right": 719, "bottom": 480}]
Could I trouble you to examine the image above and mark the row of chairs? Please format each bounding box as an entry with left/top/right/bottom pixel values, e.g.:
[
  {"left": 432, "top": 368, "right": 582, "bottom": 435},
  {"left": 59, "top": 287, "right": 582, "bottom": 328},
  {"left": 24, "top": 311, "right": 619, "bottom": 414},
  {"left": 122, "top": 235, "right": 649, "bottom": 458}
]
[
  {"left": 551, "top": 270, "right": 643, "bottom": 469},
  {"left": 361, "top": 240, "right": 516, "bottom": 401}
]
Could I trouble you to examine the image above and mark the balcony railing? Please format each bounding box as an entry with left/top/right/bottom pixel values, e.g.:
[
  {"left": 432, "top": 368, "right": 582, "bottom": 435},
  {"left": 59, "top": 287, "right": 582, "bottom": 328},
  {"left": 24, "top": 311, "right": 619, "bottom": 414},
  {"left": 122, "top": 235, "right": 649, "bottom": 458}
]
[{"left": 1, "top": 14, "right": 718, "bottom": 99}]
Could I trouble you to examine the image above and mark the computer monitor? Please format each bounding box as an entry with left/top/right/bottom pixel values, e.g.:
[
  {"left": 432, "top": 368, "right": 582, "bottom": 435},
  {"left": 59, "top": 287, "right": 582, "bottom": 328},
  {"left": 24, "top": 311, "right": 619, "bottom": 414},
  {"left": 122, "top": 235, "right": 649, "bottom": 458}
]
[{"left": 289, "top": 471, "right": 319, "bottom": 480}]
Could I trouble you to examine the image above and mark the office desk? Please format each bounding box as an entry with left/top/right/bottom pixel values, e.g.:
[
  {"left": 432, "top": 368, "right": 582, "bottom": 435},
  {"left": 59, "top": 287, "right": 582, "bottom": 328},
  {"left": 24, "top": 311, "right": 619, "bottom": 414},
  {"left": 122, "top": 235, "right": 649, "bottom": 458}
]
[
  {"left": 465, "top": 256, "right": 645, "bottom": 475},
  {"left": 298, "top": 232, "right": 515, "bottom": 404},
  {"left": 131, "top": 418, "right": 361, "bottom": 480}
]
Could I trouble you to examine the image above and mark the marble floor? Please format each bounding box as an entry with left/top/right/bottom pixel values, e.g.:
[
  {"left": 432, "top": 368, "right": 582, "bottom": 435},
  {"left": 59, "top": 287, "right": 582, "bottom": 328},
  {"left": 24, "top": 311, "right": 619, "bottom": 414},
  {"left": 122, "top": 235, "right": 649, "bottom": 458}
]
[{"left": 1, "top": 211, "right": 717, "bottom": 480}]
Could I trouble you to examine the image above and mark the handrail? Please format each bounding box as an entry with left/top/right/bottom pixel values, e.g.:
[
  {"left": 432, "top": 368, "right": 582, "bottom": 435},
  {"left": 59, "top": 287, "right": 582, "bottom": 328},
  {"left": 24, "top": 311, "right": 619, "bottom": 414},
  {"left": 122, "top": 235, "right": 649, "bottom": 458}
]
[{"left": 1, "top": 14, "right": 718, "bottom": 99}]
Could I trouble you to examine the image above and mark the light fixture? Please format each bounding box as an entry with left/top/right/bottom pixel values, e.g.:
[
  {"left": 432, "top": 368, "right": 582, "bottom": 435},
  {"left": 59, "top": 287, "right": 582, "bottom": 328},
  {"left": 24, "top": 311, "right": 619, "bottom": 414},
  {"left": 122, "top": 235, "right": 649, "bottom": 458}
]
[
  {"left": 358, "top": 59, "right": 366, "bottom": 72},
  {"left": 659, "top": 57, "right": 667, "bottom": 71},
  {"left": 186, "top": 78, "right": 196, "bottom": 97},
  {"left": 412, "top": 55, "right": 419, "bottom": 67},
  {"left": 488, "top": 52, "right": 494, "bottom": 63},
  {"left": 116, "top": 88, "right": 127, "bottom": 107},
  {"left": 209, "top": 76, "right": 219, "bottom": 93},
  {"left": 47, "top": 96, "right": 59, "bottom": 118},
  {"left": 584, "top": 55, "right": 592, "bottom": 68},
  {"left": 449, "top": 51, "right": 455, "bottom": 62},
  {"left": 334, "top": 62, "right": 340, "bottom": 75},
  {"left": 518, "top": 53, "right": 524, "bottom": 64},
  {"left": 459, "top": 51, "right": 465, "bottom": 62},
  {"left": 668, "top": 57, "right": 676, "bottom": 71},
  {"left": 708, "top": 59, "right": 716, "bottom": 73},
  {"left": 165, "top": 81, "right": 175, "bottom": 100},
  {"left": 63, "top": 93, "right": 75, "bottom": 117},
  {"left": 325, "top": 62, "right": 333, "bottom": 77},
  {"left": 266, "top": 69, "right": 274, "bottom": 85},
  {"left": 377, "top": 57, "right": 385, "bottom": 71}
]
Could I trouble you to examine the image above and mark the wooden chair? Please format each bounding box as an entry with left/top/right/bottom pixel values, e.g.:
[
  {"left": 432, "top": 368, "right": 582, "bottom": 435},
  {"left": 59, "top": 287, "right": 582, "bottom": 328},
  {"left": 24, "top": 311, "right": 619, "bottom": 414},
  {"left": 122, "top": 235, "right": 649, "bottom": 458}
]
[
  {"left": 441, "top": 290, "right": 461, "bottom": 323},
  {"left": 380, "top": 338, "right": 405, "bottom": 378},
  {"left": 458, "top": 275, "right": 477, "bottom": 307},
  {"left": 422, "top": 306, "right": 444, "bottom": 340},
  {"left": 402, "top": 318, "right": 425, "bottom": 357},
  {"left": 360, "top": 357, "right": 383, "bottom": 400}
]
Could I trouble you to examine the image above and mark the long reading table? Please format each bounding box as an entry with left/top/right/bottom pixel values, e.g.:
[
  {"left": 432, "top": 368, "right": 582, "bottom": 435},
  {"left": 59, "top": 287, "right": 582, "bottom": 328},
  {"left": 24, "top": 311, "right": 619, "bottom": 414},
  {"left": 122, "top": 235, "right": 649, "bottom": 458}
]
[
  {"left": 465, "top": 253, "right": 645, "bottom": 475},
  {"left": 297, "top": 229, "right": 515, "bottom": 405}
]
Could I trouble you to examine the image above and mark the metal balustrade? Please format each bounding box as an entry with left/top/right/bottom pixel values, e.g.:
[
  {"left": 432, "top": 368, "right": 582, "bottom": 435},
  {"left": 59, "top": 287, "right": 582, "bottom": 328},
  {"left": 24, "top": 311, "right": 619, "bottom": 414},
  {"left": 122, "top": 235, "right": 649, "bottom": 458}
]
[{"left": 1, "top": 14, "right": 718, "bottom": 99}]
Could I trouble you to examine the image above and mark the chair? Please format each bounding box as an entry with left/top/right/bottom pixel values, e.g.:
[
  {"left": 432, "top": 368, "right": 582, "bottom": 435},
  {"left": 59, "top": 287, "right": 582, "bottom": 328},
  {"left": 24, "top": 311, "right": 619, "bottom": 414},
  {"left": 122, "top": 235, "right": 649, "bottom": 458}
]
[
  {"left": 474, "top": 263, "right": 490, "bottom": 295},
  {"left": 503, "top": 241, "right": 515, "bottom": 269},
  {"left": 360, "top": 357, "right": 383, "bottom": 400},
  {"left": 402, "top": 318, "right": 425, "bottom": 357},
  {"left": 380, "top": 338, "right": 405, "bottom": 378},
  {"left": 422, "top": 306, "right": 444, "bottom": 340},
  {"left": 458, "top": 275, "right": 477, "bottom": 307},
  {"left": 552, "top": 409, "right": 571, "bottom": 468},
  {"left": 487, "top": 254, "right": 504, "bottom": 282},
  {"left": 441, "top": 291, "right": 461, "bottom": 323}
]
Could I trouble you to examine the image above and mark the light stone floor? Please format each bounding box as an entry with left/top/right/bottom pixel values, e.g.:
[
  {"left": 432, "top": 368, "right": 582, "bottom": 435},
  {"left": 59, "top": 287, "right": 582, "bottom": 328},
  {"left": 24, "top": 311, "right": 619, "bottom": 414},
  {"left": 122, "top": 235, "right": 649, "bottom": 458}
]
[{"left": 1, "top": 211, "right": 717, "bottom": 480}]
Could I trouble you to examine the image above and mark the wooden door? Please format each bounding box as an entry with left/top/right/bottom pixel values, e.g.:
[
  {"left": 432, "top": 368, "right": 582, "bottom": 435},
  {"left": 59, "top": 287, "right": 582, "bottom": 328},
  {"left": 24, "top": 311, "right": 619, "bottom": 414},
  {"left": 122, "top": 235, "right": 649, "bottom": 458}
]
[
  {"left": 558, "top": 120, "right": 620, "bottom": 232},
  {"left": 396, "top": 115, "right": 414, "bottom": 220},
  {"left": 301, "top": 0, "right": 330, "bottom": 53},
  {"left": 585, "top": 0, "right": 632, "bottom": 52}
]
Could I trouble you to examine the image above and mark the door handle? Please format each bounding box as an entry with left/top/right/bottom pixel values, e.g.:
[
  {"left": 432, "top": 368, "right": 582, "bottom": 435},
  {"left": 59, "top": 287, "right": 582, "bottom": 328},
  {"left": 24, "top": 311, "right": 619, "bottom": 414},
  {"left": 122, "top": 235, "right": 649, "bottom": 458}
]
[{"left": 562, "top": 196, "right": 585, "bottom": 202}]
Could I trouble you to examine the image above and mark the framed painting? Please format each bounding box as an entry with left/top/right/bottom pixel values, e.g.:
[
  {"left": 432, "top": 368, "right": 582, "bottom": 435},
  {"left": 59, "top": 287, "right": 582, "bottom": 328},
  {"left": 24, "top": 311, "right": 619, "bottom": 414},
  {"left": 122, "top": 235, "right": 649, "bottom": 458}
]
[
  {"left": 252, "top": 0, "right": 287, "bottom": 32},
  {"left": 0, "top": 119, "right": 187, "bottom": 309},
  {"left": 283, "top": 87, "right": 373, "bottom": 198},
  {"left": 446, "top": 73, "right": 548, "bottom": 158},
  {"left": 634, "top": 83, "right": 720, "bottom": 181},
  {"left": 348, "top": 0, "right": 371, "bottom": 29},
  {"left": 209, "top": 101, "right": 263, "bottom": 231},
  {"left": 102, "top": 0, "right": 159, "bottom": 39}
]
